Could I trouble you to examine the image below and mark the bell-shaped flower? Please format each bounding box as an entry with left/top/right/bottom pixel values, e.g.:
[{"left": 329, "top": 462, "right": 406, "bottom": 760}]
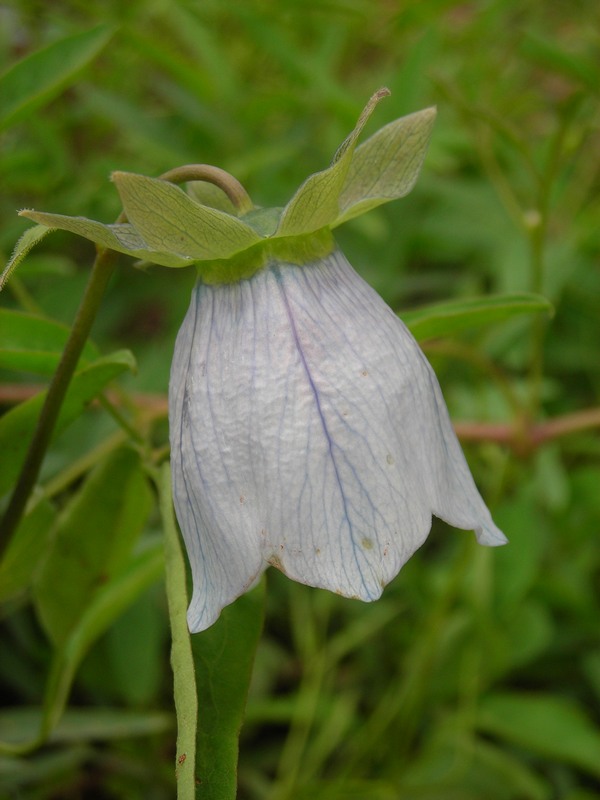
[{"left": 14, "top": 90, "right": 506, "bottom": 633}]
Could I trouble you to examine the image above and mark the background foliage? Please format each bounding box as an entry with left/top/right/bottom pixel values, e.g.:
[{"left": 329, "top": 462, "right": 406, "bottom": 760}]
[{"left": 1, "top": 1, "right": 599, "bottom": 798}]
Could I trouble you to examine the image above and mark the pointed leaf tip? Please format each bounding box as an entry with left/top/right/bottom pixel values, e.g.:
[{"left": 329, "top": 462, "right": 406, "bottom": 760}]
[
  {"left": 276, "top": 88, "right": 393, "bottom": 237},
  {"left": 334, "top": 105, "right": 437, "bottom": 226}
]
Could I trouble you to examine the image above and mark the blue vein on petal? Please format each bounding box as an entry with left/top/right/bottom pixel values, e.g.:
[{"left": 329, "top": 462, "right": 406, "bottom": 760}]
[{"left": 274, "top": 264, "right": 376, "bottom": 599}]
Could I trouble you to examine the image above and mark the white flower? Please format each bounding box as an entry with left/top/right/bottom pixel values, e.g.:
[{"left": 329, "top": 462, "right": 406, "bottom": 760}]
[
  {"left": 13, "top": 90, "right": 506, "bottom": 634},
  {"left": 169, "top": 247, "right": 506, "bottom": 632}
]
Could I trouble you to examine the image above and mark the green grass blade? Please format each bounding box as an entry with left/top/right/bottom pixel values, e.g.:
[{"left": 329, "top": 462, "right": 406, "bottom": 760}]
[{"left": 0, "top": 24, "right": 113, "bottom": 130}]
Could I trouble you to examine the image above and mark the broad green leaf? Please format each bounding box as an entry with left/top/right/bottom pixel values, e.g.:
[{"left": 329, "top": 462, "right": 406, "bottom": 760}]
[
  {"left": 192, "top": 582, "right": 265, "bottom": 799},
  {"left": 400, "top": 293, "right": 553, "bottom": 340},
  {"left": 0, "top": 350, "right": 135, "bottom": 499},
  {"left": 0, "top": 499, "right": 56, "bottom": 603},
  {"left": 0, "top": 225, "right": 54, "bottom": 291},
  {"left": 0, "top": 309, "right": 100, "bottom": 375},
  {"left": 34, "top": 447, "right": 153, "bottom": 647},
  {"left": 276, "top": 88, "right": 391, "bottom": 237},
  {"left": 111, "top": 172, "right": 262, "bottom": 259},
  {"left": 478, "top": 692, "right": 600, "bottom": 778},
  {"left": 0, "top": 707, "right": 171, "bottom": 746},
  {"left": 18, "top": 213, "right": 194, "bottom": 268},
  {"left": 334, "top": 107, "right": 436, "bottom": 225},
  {"left": 0, "top": 25, "right": 113, "bottom": 130}
]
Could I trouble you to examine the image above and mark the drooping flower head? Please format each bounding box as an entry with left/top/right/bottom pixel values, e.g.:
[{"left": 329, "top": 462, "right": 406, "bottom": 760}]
[{"left": 18, "top": 90, "right": 506, "bottom": 632}]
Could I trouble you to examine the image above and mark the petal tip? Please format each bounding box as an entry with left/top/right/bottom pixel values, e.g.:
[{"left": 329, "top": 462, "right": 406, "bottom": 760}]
[{"left": 475, "top": 522, "right": 508, "bottom": 547}]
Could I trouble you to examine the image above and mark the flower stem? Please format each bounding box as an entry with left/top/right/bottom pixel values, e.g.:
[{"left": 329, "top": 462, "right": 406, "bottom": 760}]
[
  {"left": 158, "top": 164, "right": 254, "bottom": 214},
  {"left": 0, "top": 247, "right": 117, "bottom": 556},
  {"left": 155, "top": 462, "right": 198, "bottom": 800}
]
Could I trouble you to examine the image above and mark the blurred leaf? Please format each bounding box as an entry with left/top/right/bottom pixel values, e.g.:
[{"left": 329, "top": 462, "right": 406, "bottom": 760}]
[
  {"left": 400, "top": 724, "right": 550, "bottom": 800},
  {"left": 0, "top": 25, "right": 113, "bottom": 130},
  {"left": 104, "top": 585, "right": 166, "bottom": 706},
  {"left": 478, "top": 692, "right": 600, "bottom": 778},
  {"left": 0, "top": 499, "right": 56, "bottom": 602},
  {"left": 42, "top": 542, "right": 164, "bottom": 735},
  {"left": 0, "top": 350, "right": 135, "bottom": 499},
  {"left": 0, "top": 747, "right": 89, "bottom": 792},
  {"left": 0, "top": 707, "right": 171, "bottom": 745},
  {"left": 401, "top": 293, "right": 553, "bottom": 340},
  {"left": 492, "top": 495, "right": 547, "bottom": 614},
  {"left": 502, "top": 600, "right": 553, "bottom": 669},
  {"left": 0, "top": 541, "right": 164, "bottom": 754},
  {"left": 335, "top": 107, "right": 437, "bottom": 226},
  {"left": 0, "top": 309, "right": 99, "bottom": 375},
  {"left": 192, "top": 582, "right": 265, "bottom": 800},
  {"left": 0, "top": 225, "right": 54, "bottom": 290},
  {"left": 521, "top": 33, "right": 599, "bottom": 93},
  {"left": 34, "top": 447, "right": 153, "bottom": 647}
]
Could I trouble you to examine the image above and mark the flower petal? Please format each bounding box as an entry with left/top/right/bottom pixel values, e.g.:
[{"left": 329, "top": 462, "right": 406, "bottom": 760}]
[{"left": 169, "top": 249, "right": 506, "bottom": 632}]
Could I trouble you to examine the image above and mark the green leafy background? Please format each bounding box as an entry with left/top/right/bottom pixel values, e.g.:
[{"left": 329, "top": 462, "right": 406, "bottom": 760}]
[{"left": 1, "top": 2, "right": 599, "bottom": 799}]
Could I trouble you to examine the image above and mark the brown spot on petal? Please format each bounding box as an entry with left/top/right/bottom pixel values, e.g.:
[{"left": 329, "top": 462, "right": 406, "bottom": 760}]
[
  {"left": 268, "top": 554, "right": 284, "bottom": 571},
  {"left": 361, "top": 538, "right": 374, "bottom": 550}
]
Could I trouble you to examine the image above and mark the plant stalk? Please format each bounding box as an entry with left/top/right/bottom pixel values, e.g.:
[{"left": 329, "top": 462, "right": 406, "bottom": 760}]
[{"left": 0, "top": 247, "right": 117, "bottom": 556}]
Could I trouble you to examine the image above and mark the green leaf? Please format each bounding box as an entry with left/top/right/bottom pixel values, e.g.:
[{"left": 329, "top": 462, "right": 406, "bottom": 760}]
[
  {"left": 111, "top": 172, "right": 262, "bottom": 259},
  {"left": 0, "top": 541, "right": 165, "bottom": 755},
  {"left": 335, "top": 106, "right": 436, "bottom": 225},
  {"left": 33, "top": 447, "right": 153, "bottom": 647},
  {"left": 0, "top": 309, "right": 100, "bottom": 375},
  {"left": 18, "top": 213, "right": 194, "bottom": 268},
  {"left": 192, "top": 583, "right": 265, "bottom": 799},
  {"left": 0, "top": 24, "right": 113, "bottom": 130},
  {"left": 478, "top": 692, "right": 600, "bottom": 778},
  {"left": 0, "top": 707, "right": 171, "bottom": 746},
  {"left": 400, "top": 293, "right": 553, "bottom": 340},
  {"left": 276, "top": 88, "right": 391, "bottom": 237},
  {"left": 0, "top": 350, "right": 135, "bottom": 499},
  {"left": 40, "top": 542, "right": 164, "bottom": 751},
  {"left": 0, "top": 499, "right": 57, "bottom": 603},
  {"left": 0, "top": 225, "right": 54, "bottom": 291}
]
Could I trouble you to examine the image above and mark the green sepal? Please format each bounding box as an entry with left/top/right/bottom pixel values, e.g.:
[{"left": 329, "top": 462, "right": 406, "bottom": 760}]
[
  {"left": 18, "top": 212, "right": 193, "bottom": 268},
  {"left": 196, "top": 227, "right": 335, "bottom": 285},
  {"left": 111, "top": 172, "right": 262, "bottom": 259},
  {"left": 1, "top": 224, "right": 55, "bottom": 290},
  {"left": 276, "top": 88, "right": 391, "bottom": 237},
  {"left": 13, "top": 89, "right": 437, "bottom": 283},
  {"left": 335, "top": 106, "right": 437, "bottom": 226}
]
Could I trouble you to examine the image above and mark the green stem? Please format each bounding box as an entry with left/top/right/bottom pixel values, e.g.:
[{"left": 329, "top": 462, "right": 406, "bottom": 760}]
[
  {"left": 159, "top": 164, "right": 254, "bottom": 214},
  {"left": 0, "top": 247, "right": 117, "bottom": 557},
  {"left": 156, "top": 462, "right": 198, "bottom": 800}
]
